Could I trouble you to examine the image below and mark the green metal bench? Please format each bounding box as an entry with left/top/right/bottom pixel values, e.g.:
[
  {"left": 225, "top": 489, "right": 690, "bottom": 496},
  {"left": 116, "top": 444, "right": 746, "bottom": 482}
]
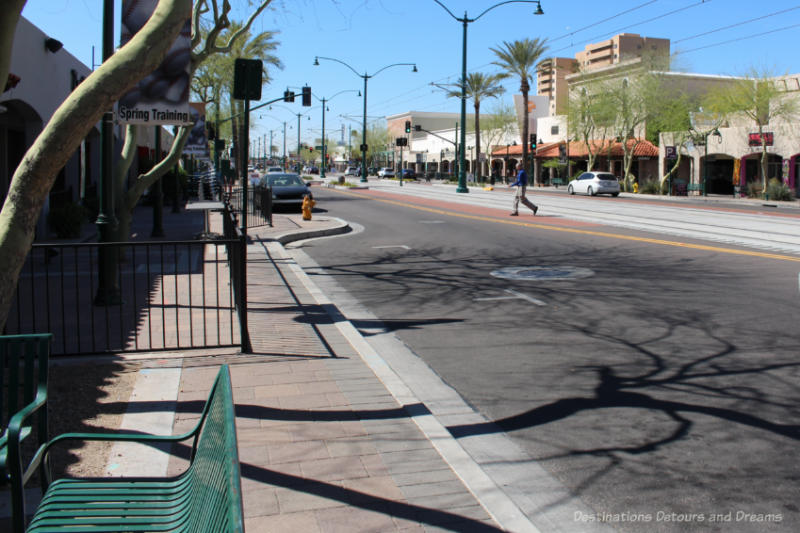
[
  {"left": 1, "top": 333, "right": 52, "bottom": 533},
  {"left": 25, "top": 364, "right": 243, "bottom": 533}
]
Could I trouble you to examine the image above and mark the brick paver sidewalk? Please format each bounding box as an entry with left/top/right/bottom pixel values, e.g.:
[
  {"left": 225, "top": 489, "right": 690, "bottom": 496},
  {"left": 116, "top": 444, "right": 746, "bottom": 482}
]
[{"left": 173, "top": 211, "right": 504, "bottom": 531}]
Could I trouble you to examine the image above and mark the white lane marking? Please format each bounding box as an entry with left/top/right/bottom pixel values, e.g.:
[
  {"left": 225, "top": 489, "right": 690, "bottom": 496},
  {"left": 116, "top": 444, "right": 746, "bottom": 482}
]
[
  {"left": 505, "top": 289, "right": 547, "bottom": 306},
  {"left": 372, "top": 245, "right": 411, "bottom": 250},
  {"left": 474, "top": 289, "right": 546, "bottom": 306},
  {"left": 419, "top": 220, "right": 445, "bottom": 224}
]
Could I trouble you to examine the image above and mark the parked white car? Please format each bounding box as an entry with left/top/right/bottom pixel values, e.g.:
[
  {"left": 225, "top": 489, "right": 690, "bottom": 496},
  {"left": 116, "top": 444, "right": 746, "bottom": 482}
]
[
  {"left": 344, "top": 166, "right": 360, "bottom": 176},
  {"left": 378, "top": 167, "right": 395, "bottom": 178},
  {"left": 567, "top": 171, "right": 620, "bottom": 197}
]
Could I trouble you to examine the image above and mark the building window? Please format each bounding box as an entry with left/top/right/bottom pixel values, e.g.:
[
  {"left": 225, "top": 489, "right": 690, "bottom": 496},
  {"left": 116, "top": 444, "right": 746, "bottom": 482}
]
[{"left": 551, "top": 125, "right": 559, "bottom": 135}]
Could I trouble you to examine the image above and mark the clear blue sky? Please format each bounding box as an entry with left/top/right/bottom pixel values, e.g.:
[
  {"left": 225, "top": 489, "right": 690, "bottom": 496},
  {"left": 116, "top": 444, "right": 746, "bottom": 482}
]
[{"left": 22, "top": 0, "right": 800, "bottom": 150}]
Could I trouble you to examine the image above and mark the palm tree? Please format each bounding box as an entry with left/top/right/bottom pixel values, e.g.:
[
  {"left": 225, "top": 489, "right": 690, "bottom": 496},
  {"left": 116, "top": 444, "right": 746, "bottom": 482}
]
[
  {"left": 441, "top": 72, "right": 505, "bottom": 182},
  {"left": 490, "top": 38, "right": 548, "bottom": 179}
]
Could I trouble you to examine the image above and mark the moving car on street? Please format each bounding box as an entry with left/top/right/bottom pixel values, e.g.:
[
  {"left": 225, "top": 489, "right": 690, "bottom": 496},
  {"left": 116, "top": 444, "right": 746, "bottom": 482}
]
[
  {"left": 567, "top": 171, "right": 620, "bottom": 197},
  {"left": 378, "top": 167, "right": 395, "bottom": 178}
]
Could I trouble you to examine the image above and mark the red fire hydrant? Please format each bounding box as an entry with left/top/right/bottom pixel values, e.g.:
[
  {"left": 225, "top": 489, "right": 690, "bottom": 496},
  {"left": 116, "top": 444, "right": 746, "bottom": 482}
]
[{"left": 302, "top": 194, "right": 315, "bottom": 221}]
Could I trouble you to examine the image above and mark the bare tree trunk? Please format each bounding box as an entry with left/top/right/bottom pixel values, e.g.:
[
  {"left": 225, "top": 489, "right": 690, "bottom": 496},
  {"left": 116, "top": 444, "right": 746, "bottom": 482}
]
[{"left": 0, "top": 0, "right": 191, "bottom": 330}]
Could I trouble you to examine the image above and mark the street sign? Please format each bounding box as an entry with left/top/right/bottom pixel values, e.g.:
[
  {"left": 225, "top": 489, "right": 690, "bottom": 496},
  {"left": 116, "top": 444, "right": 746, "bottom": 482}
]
[
  {"left": 315, "top": 145, "right": 324, "bottom": 150},
  {"left": 233, "top": 58, "right": 263, "bottom": 100},
  {"left": 665, "top": 146, "right": 677, "bottom": 159}
]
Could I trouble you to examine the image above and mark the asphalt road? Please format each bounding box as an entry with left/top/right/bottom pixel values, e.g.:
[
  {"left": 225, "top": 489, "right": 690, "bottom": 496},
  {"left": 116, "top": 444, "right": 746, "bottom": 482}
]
[{"left": 298, "top": 184, "right": 800, "bottom": 533}]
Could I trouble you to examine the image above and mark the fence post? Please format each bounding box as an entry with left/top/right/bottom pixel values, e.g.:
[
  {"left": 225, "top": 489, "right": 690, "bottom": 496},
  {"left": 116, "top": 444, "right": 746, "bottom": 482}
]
[
  {"left": 238, "top": 231, "right": 251, "bottom": 353},
  {"left": 263, "top": 186, "right": 272, "bottom": 226}
]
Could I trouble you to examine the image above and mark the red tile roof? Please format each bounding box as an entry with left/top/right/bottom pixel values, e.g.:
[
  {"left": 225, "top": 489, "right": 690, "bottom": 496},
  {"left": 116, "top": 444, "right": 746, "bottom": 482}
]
[{"left": 490, "top": 139, "right": 659, "bottom": 158}]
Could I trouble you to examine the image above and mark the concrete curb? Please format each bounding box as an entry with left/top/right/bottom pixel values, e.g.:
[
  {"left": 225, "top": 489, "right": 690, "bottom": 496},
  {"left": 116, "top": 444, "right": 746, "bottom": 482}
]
[{"left": 261, "top": 216, "right": 352, "bottom": 245}]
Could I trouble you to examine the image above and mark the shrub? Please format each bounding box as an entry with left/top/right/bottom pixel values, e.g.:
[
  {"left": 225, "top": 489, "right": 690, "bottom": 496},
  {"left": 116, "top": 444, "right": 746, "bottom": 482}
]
[
  {"left": 746, "top": 182, "right": 763, "bottom": 198},
  {"left": 639, "top": 180, "right": 663, "bottom": 195},
  {"left": 767, "top": 178, "right": 793, "bottom": 201},
  {"left": 48, "top": 201, "right": 87, "bottom": 238}
]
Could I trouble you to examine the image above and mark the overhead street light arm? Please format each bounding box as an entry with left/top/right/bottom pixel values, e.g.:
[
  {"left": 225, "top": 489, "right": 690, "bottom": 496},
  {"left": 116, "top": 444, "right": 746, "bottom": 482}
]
[
  {"left": 315, "top": 56, "right": 363, "bottom": 78},
  {"left": 430, "top": 0, "right": 463, "bottom": 21},
  {"left": 371, "top": 62, "right": 418, "bottom": 78},
  {"left": 217, "top": 94, "right": 291, "bottom": 124},
  {"left": 431, "top": 0, "right": 543, "bottom": 22},
  {"left": 473, "top": 0, "right": 543, "bottom": 21}
]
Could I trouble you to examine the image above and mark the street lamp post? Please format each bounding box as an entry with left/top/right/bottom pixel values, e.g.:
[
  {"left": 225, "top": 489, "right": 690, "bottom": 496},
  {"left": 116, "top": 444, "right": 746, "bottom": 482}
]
[
  {"left": 315, "top": 56, "right": 417, "bottom": 183},
  {"left": 430, "top": 0, "right": 544, "bottom": 194},
  {"left": 270, "top": 104, "right": 314, "bottom": 171},
  {"left": 309, "top": 89, "right": 360, "bottom": 179}
]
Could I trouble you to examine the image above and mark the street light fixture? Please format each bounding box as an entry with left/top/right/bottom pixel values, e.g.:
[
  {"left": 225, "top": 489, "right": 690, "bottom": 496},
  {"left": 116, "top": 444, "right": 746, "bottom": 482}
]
[
  {"left": 314, "top": 56, "right": 417, "bottom": 182},
  {"left": 430, "top": 0, "right": 544, "bottom": 194}
]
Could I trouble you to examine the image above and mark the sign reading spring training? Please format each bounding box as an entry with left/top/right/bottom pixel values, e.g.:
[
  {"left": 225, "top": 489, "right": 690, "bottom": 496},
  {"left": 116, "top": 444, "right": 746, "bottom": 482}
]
[{"left": 116, "top": 0, "right": 193, "bottom": 126}]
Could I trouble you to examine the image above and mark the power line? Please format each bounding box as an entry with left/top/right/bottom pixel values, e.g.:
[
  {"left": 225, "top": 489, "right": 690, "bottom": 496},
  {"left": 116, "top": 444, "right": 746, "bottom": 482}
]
[
  {"left": 551, "top": 0, "right": 712, "bottom": 55},
  {"left": 674, "top": 5, "right": 800, "bottom": 44},
  {"left": 549, "top": 1, "right": 658, "bottom": 44},
  {"left": 679, "top": 21, "right": 800, "bottom": 56}
]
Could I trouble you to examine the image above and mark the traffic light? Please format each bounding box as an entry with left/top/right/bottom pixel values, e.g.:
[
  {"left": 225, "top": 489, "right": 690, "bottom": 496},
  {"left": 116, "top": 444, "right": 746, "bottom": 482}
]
[
  {"left": 283, "top": 89, "right": 295, "bottom": 103},
  {"left": 529, "top": 133, "right": 537, "bottom": 150},
  {"left": 302, "top": 86, "right": 312, "bottom": 106},
  {"left": 404, "top": 120, "right": 411, "bottom": 133},
  {"left": 308, "top": 146, "right": 313, "bottom": 153}
]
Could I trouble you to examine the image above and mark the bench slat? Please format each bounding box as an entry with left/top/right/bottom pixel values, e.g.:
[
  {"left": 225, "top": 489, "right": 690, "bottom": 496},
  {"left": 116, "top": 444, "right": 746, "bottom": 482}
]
[{"left": 26, "top": 365, "right": 243, "bottom": 533}]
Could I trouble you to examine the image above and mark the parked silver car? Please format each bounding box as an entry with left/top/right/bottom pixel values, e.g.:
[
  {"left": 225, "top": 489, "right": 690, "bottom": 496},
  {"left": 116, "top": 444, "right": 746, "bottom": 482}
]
[
  {"left": 378, "top": 167, "right": 395, "bottom": 178},
  {"left": 567, "top": 171, "right": 620, "bottom": 197}
]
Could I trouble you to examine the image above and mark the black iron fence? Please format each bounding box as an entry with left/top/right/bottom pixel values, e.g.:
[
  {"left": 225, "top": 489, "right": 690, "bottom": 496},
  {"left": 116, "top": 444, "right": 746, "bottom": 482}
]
[
  {"left": 5, "top": 236, "right": 244, "bottom": 356},
  {"left": 225, "top": 186, "right": 272, "bottom": 228}
]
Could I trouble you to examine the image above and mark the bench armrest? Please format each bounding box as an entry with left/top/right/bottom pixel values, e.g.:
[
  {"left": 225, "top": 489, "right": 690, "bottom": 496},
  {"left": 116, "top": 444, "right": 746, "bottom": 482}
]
[
  {"left": 32, "top": 408, "right": 208, "bottom": 488},
  {"left": 6, "top": 386, "right": 48, "bottom": 483}
]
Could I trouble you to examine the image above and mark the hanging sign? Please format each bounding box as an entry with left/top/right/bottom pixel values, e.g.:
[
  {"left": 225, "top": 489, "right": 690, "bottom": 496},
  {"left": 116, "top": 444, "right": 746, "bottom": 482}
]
[{"left": 116, "top": 0, "right": 193, "bottom": 125}]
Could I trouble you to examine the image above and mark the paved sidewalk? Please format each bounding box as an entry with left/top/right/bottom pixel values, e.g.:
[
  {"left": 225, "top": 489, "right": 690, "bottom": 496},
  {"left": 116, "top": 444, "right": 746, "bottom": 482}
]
[
  {"left": 0, "top": 205, "right": 528, "bottom": 532},
  {"left": 167, "top": 210, "right": 513, "bottom": 531}
]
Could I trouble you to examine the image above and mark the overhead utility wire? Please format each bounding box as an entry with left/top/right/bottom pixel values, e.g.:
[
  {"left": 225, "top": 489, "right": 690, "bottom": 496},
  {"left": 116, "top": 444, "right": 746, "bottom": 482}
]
[
  {"left": 548, "top": 0, "right": 657, "bottom": 44},
  {"left": 363, "top": 3, "right": 664, "bottom": 112},
  {"left": 679, "top": 22, "right": 800, "bottom": 55},
  {"left": 673, "top": 5, "right": 800, "bottom": 43},
  {"left": 551, "top": 0, "right": 711, "bottom": 55}
]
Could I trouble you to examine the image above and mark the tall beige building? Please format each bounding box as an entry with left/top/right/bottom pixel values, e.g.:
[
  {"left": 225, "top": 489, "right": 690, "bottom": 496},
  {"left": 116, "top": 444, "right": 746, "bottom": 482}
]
[
  {"left": 537, "top": 33, "right": 670, "bottom": 116},
  {"left": 537, "top": 57, "right": 578, "bottom": 116},
  {"left": 574, "top": 33, "right": 670, "bottom": 70}
]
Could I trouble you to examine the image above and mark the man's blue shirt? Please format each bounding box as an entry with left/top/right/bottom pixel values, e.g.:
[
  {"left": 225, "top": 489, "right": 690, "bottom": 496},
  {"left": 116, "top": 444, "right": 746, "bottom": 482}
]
[{"left": 510, "top": 168, "right": 528, "bottom": 187}]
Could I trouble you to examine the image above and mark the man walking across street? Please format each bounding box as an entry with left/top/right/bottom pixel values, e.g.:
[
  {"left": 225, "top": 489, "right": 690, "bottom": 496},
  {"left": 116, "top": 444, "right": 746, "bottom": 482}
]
[{"left": 509, "top": 166, "right": 538, "bottom": 216}]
